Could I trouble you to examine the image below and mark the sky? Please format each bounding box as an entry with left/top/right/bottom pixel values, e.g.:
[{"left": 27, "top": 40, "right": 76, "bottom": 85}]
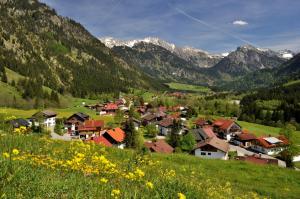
[{"left": 40, "top": 0, "right": 300, "bottom": 53}]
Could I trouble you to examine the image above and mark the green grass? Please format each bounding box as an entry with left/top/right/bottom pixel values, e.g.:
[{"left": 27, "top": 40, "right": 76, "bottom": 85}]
[
  {"left": 283, "top": 79, "right": 300, "bottom": 87},
  {"left": 0, "top": 135, "right": 299, "bottom": 198},
  {"left": 166, "top": 82, "right": 212, "bottom": 93},
  {"left": 5, "top": 67, "right": 24, "bottom": 83}
]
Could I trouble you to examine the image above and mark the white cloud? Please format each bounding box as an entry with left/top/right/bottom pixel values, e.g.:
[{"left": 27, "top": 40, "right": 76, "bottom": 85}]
[{"left": 232, "top": 20, "right": 248, "bottom": 26}]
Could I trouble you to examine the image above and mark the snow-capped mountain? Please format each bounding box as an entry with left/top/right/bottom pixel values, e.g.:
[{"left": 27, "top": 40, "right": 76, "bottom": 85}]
[{"left": 99, "top": 36, "right": 222, "bottom": 68}]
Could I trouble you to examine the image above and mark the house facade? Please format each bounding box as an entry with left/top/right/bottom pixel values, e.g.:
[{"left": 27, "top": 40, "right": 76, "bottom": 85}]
[
  {"left": 65, "top": 113, "right": 90, "bottom": 135},
  {"left": 193, "top": 136, "right": 229, "bottom": 160},
  {"left": 250, "top": 136, "right": 289, "bottom": 155},
  {"left": 31, "top": 110, "right": 57, "bottom": 128}
]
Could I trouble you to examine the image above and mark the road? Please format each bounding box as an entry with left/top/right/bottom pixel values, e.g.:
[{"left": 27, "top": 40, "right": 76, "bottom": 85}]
[{"left": 50, "top": 132, "right": 72, "bottom": 141}]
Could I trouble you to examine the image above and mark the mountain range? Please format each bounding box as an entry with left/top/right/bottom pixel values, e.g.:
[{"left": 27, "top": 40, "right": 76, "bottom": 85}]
[{"left": 0, "top": 0, "right": 299, "bottom": 99}]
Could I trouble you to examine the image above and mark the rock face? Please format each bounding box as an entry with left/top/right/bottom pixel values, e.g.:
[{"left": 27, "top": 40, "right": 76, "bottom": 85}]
[
  {"left": 211, "top": 45, "right": 286, "bottom": 78},
  {"left": 0, "top": 0, "right": 162, "bottom": 97}
]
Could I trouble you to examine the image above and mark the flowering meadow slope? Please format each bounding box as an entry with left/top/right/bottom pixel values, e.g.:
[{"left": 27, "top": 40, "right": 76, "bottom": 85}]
[{"left": 1, "top": 135, "right": 300, "bottom": 199}]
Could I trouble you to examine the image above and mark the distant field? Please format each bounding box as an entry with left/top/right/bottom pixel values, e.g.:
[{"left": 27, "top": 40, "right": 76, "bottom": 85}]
[{"left": 166, "top": 82, "right": 212, "bottom": 93}]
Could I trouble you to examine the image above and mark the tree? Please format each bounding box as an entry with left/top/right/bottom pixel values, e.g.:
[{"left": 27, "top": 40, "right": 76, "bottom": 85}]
[
  {"left": 167, "top": 120, "right": 181, "bottom": 148},
  {"left": 180, "top": 132, "right": 196, "bottom": 152},
  {"left": 1, "top": 71, "right": 7, "bottom": 83},
  {"left": 279, "top": 124, "right": 299, "bottom": 167},
  {"left": 145, "top": 124, "right": 158, "bottom": 138},
  {"left": 114, "top": 110, "right": 124, "bottom": 125},
  {"left": 124, "top": 118, "right": 143, "bottom": 150}
]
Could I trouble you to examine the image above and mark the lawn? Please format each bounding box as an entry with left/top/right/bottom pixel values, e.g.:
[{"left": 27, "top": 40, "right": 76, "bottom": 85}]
[
  {"left": 0, "top": 134, "right": 300, "bottom": 198},
  {"left": 166, "top": 82, "right": 212, "bottom": 93},
  {"left": 283, "top": 79, "right": 300, "bottom": 87}
]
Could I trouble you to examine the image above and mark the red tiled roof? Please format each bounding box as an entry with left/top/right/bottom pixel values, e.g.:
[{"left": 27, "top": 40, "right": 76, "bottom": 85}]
[
  {"left": 213, "top": 119, "right": 234, "bottom": 130},
  {"left": 256, "top": 136, "right": 289, "bottom": 148},
  {"left": 237, "top": 133, "right": 257, "bottom": 141},
  {"left": 202, "top": 126, "right": 216, "bottom": 138},
  {"left": 104, "top": 103, "right": 118, "bottom": 110},
  {"left": 92, "top": 136, "right": 113, "bottom": 147},
  {"left": 78, "top": 120, "right": 104, "bottom": 131},
  {"left": 106, "top": 128, "right": 125, "bottom": 142},
  {"left": 144, "top": 139, "right": 174, "bottom": 154}
]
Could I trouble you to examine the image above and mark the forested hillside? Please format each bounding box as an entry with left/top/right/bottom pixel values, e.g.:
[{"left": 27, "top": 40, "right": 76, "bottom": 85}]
[{"left": 0, "top": 0, "right": 163, "bottom": 100}]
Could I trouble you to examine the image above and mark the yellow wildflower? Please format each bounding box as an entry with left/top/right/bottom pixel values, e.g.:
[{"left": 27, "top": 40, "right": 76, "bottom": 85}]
[
  {"left": 134, "top": 168, "right": 145, "bottom": 178},
  {"left": 146, "top": 181, "right": 154, "bottom": 189},
  {"left": 178, "top": 192, "right": 186, "bottom": 199},
  {"left": 2, "top": 152, "right": 10, "bottom": 158},
  {"left": 111, "top": 189, "right": 121, "bottom": 197},
  {"left": 12, "top": 149, "right": 19, "bottom": 155},
  {"left": 100, "top": 178, "right": 108, "bottom": 183}
]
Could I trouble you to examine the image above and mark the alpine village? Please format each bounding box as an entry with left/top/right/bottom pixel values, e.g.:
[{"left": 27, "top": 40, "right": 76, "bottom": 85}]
[{"left": 0, "top": 1, "right": 300, "bottom": 199}]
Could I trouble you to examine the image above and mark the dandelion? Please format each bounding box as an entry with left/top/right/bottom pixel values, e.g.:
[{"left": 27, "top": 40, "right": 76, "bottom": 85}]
[
  {"left": 2, "top": 152, "right": 10, "bottom": 158},
  {"left": 178, "top": 192, "right": 186, "bottom": 199},
  {"left": 146, "top": 181, "right": 154, "bottom": 189},
  {"left": 111, "top": 189, "right": 121, "bottom": 197},
  {"left": 12, "top": 149, "right": 19, "bottom": 155},
  {"left": 100, "top": 178, "right": 108, "bottom": 183}
]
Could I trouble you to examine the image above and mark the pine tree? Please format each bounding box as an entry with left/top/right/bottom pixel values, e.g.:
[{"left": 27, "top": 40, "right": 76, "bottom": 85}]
[
  {"left": 168, "top": 120, "right": 181, "bottom": 148},
  {"left": 1, "top": 70, "right": 7, "bottom": 83}
]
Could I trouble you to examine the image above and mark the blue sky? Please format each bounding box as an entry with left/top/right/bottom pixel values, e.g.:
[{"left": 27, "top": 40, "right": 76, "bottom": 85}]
[{"left": 40, "top": 0, "right": 300, "bottom": 53}]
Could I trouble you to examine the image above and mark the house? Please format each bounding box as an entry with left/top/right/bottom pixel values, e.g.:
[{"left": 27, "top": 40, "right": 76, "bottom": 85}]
[
  {"left": 93, "top": 128, "right": 126, "bottom": 149},
  {"left": 235, "top": 154, "right": 279, "bottom": 166},
  {"left": 141, "top": 113, "right": 158, "bottom": 126},
  {"left": 158, "top": 118, "right": 184, "bottom": 136},
  {"left": 144, "top": 139, "right": 174, "bottom": 154},
  {"left": 10, "top": 118, "right": 30, "bottom": 129},
  {"left": 250, "top": 136, "right": 289, "bottom": 155},
  {"left": 132, "top": 118, "right": 141, "bottom": 130},
  {"left": 102, "top": 103, "right": 118, "bottom": 115},
  {"left": 233, "top": 132, "right": 257, "bottom": 148},
  {"left": 78, "top": 120, "right": 104, "bottom": 140},
  {"left": 191, "top": 126, "right": 216, "bottom": 142},
  {"left": 64, "top": 113, "right": 90, "bottom": 135},
  {"left": 212, "top": 119, "right": 242, "bottom": 141},
  {"left": 193, "top": 136, "right": 229, "bottom": 160},
  {"left": 31, "top": 110, "right": 57, "bottom": 128},
  {"left": 194, "top": 118, "right": 209, "bottom": 128}
]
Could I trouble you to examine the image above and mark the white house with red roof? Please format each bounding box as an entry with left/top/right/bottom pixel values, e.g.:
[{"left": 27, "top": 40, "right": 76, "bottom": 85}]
[
  {"left": 78, "top": 120, "right": 104, "bottom": 140},
  {"left": 90, "top": 127, "right": 126, "bottom": 149},
  {"left": 250, "top": 135, "right": 289, "bottom": 155},
  {"left": 212, "top": 119, "right": 242, "bottom": 141}
]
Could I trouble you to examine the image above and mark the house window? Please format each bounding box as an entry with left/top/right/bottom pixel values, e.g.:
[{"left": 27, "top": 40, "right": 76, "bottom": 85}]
[
  {"left": 208, "top": 153, "right": 211, "bottom": 155},
  {"left": 201, "top": 152, "right": 206, "bottom": 155}
]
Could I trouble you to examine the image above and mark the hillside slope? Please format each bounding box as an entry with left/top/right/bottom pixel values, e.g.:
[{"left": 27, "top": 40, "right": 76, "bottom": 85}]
[
  {"left": 0, "top": 0, "right": 162, "bottom": 98},
  {"left": 1, "top": 135, "right": 300, "bottom": 198}
]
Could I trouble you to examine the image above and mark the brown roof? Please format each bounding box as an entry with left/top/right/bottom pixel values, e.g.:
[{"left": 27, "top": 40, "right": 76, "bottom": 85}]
[
  {"left": 142, "top": 114, "right": 157, "bottom": 121},
  {"left": 194, "top": 118, "right": 207, "bottom": 126},
  {"left": 256, "top": 135, "right": 289, "bottom": 148},
  {"left": 158, "top": 118, "right": 174, "bottom": 128},
  {"left": 235, "top": 155, "right": 278, "bottom": 166},
  {"left": 33, "top": 110, "right": 57, "bottom": 118},
  {"left": 213, "top": 119, "right": 235, "bottom": 130},
  {"left": 236, "top": 133, "right": 257, "bottom": 141},
  {"left": 144, "top": 140, "right": 174, "bottom": 154},
  {"left": 195, "top": 136, "right": 229, "bottom": 153}
]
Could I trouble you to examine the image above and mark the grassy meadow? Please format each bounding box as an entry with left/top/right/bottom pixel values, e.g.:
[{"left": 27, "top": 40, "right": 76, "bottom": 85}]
[
  {"left": 166, "top": 82, "right": 212, "bottom": 93},
  {"left": 1, "top": 134, "right": 300, "bottom": 199}
]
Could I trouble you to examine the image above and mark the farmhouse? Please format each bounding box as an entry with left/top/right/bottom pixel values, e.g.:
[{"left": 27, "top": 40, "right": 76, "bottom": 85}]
[
  {"left": 233, "top": 132, "right": 257, "bottom": 148},
  {"left": 212, "top": 119, "right": 241, "bottom": 141},
  {"left": 100, "top": 127, "right": 126, "bottom": 148},
  {"left": 65, "top": 112, "right": 90, "bottom": 135},
  {"left": 191, "top": 126, "right": 216, "bottom": 142},
  {"left": 78, "top": 120, "right": 104, "bottom": 140},
  {"left": 144, "top": 139, "right": 174, "bottom": 154},
  {"left": 250, "top": 136, "right": 289, "bottom": 155},
  {"left": 158, "top": 118, "right": 178, "bottom": 136},
  {"left": 193, "top": 136, "right": 229, "bottom": 160},
  {"left": 31, "top": 110, "right": 57, "bottom": 128}
]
